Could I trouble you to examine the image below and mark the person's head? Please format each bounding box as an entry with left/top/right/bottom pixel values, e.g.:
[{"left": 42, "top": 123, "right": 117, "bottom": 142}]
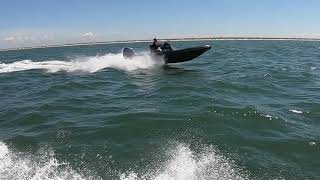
[{"left": 153, "top": 38, "right": 157, "bottom": 43}]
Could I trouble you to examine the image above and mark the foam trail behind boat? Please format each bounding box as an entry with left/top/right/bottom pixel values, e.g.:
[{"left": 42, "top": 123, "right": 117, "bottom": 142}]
[{"left": 0, "top": 53, "right": 164, "bottom": 74}]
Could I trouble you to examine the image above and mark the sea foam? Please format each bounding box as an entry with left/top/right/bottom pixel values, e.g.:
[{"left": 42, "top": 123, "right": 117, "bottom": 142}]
[{"left": 0, "top": 53, "right": 164, "bottom": 74}]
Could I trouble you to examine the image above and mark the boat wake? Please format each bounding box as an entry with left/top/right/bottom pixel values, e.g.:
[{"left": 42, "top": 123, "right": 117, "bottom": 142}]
[{"left": 0, "top": 53, "right": 164, "bottom": 74}]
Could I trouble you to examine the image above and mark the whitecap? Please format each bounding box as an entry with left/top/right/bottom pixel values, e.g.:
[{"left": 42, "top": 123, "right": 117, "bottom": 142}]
[
  {"left": 289, "top": 109, "right": 303, "bottom": 114},
  {"left": 261, "top": 114, "right": 272, "bottom": 120},
  {"left": 309, "top": 142, "right": 316, "bottom": 146}
]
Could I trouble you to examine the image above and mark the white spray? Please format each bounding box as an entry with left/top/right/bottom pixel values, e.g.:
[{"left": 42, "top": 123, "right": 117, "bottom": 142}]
[
  {"left": 0, "top": 53, "right": 164, "bottom": 74},
  {"left": 120, "top": 144, "right": 248, "bottom": 180}
]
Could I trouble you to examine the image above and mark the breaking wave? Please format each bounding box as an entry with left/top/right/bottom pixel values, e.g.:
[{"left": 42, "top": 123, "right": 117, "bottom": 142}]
[{"left": 0, "top": 53, "right": 164, "bottom": 73}]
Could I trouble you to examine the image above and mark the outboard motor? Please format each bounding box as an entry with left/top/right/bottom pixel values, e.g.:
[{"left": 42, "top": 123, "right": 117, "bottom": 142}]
[
  {"left": 161, "top": 42, "right": 173, "bottom": 52},
  {"left": 123, "top": 47, "right": 135, "bottom": 59}
]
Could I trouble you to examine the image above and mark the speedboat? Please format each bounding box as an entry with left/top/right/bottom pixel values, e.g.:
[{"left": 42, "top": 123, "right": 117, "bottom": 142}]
[{"left": 123, "top": 42, "right": 211, "bottom": 64}]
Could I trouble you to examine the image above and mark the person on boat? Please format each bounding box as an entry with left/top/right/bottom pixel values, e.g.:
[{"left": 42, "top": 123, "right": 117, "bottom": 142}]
[{"left": 150, "top": 38, "right": 162, "bottom": 53}]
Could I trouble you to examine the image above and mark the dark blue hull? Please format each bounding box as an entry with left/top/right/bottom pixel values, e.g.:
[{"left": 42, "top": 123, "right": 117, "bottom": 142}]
[
  {"left": 157, "top": 45, "right": 211, "bottom": 64},
  {"left": 123, "top": 45, "right": 211, "bottom": 64}
]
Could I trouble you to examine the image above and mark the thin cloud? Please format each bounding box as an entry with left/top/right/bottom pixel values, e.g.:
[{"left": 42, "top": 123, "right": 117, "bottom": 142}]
[
  {"left": 82, "top": 32, "right": 96, "bottom": 38},
  {"left": 4, "top": 36, "right": 16, "bottom": 41},
  {"left": 3, "top": 35, "right": 34, "bottom": 42}
]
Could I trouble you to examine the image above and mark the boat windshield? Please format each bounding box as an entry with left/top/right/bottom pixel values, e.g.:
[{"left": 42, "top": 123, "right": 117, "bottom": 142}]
[{"left": 161, "top": 42, "right": 173, "bottom": 52}]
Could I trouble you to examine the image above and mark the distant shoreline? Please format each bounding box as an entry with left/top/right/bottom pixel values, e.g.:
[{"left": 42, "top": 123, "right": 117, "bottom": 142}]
[{"left": 1, "top": 37, "right": 320, "bottom": 52}]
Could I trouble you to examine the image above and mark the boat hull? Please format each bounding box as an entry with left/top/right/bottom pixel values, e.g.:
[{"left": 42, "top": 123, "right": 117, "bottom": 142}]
[
  {"left": 123, "top": 44, "right": 211, "bottom": 64},
  {"left": 158, "top": 45, "right": 211, "bottom": 64}
]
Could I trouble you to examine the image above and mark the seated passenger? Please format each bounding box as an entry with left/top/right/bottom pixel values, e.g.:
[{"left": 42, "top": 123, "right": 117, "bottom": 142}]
[{"left": 150, "top": 38, "right": 161, "bottom": 53}]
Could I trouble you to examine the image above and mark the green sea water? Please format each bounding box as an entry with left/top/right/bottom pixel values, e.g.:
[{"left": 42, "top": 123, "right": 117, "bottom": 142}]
[{"left": 0, "top": 40, "right": 319, "bottom": 179}]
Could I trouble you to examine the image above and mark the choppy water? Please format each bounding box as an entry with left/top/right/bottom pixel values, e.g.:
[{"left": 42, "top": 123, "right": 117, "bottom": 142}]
[{"left": 0, "top": 40, "right": 319, "bottom": 180}]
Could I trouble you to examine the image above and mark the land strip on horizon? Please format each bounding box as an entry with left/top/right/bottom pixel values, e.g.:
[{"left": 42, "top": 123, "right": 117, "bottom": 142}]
[{"left": 1, "top": 37, "right": 320, "bottom": 52}]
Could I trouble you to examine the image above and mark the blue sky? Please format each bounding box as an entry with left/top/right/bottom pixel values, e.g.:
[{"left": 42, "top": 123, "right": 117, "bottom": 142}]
[{"left": 1, "top": 0, "right": 319, "bottom": 48}]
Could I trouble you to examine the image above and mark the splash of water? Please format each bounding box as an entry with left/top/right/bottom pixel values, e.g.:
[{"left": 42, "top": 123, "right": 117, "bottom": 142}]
[
  {"left": 120, "top": 144, "right": 248, "bottom": 180},
  {"left": 1, "top": 141, "right": 248, "bottom": 180},
  {"left": 0, "top": 53, "right": 164, "bottom": 73},
  {"left": 0, "top": 141, "right": 89, "bottom": 180}
]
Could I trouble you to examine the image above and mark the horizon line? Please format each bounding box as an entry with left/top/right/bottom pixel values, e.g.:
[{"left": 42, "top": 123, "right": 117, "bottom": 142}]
[{"left": 1, "top": 36, "right": 320, "bottom": 52}]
